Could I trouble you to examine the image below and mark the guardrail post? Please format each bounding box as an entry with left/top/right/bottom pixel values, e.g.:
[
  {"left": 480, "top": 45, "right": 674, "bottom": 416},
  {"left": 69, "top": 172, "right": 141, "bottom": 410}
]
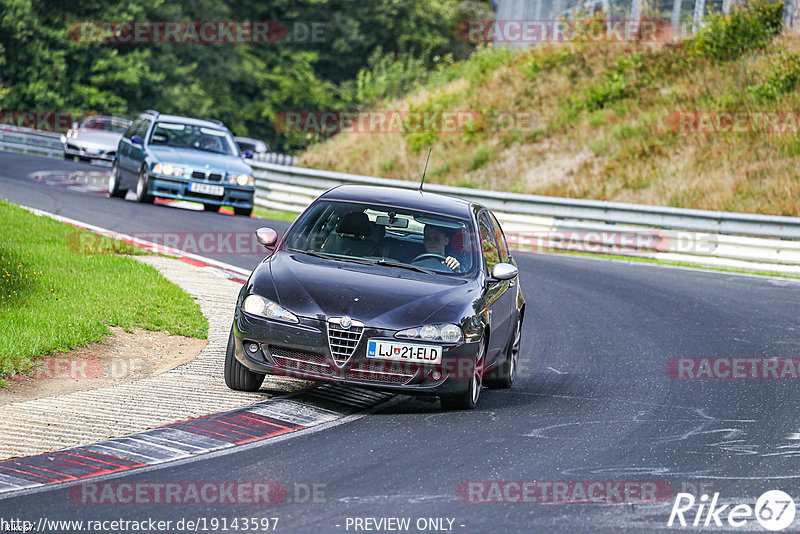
[{"left": 692, "top": 0, "right": 706, "bottom": 33}]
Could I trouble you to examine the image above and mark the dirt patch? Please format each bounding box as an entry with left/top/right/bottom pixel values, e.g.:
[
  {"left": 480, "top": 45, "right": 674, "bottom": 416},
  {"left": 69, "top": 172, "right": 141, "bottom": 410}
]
[{"left": 0, "top": 327, "right": 206, "bottom": 406}]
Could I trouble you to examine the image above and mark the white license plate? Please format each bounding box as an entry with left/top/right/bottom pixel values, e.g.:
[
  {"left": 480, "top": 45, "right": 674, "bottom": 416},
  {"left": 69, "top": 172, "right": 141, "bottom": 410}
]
[
  {"left": 366, "top": 340, "right": 442, "bottom": 364},
  {"left": 189, "top": 182, "right": 224, "bottom": 196}
]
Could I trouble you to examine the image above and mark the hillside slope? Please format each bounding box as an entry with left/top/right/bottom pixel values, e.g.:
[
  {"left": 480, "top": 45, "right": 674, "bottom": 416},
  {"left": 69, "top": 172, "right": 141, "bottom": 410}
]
[{"left": 298, "top": 2, "right": 800, "bottom": 216}]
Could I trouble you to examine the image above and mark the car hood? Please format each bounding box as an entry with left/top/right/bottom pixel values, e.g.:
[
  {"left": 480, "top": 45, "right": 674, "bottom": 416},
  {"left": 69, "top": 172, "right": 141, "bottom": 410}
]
[
  {"left": 148, "top": 146, "right": 251, "bottom": 174},
  {"left": 252, "top": 252, "right": 480, "bottom": 329},
  {"left": 72, "top": 131, "right": 123, "bottom": 149}
]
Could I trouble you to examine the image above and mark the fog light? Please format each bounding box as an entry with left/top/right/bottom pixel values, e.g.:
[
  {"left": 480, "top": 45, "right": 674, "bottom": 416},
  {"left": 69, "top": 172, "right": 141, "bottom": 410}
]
[
  {"left": 432, "top": 370, "right": 441, "bottom": 380},
  {"left": 248, "top": 342, "right": 259, "bottom": 353}
]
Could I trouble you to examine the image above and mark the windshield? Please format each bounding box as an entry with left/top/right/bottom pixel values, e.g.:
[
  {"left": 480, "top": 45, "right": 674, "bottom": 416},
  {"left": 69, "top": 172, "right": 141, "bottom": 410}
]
[
  {"left": 80, "top": 117, "right": 129, "bottom": 133},
  {"left": 284, "top": 200, "right": 478, "bottom": 275},
  {"left": 149, "top": 121, "right": 238, "bottom": 155}
]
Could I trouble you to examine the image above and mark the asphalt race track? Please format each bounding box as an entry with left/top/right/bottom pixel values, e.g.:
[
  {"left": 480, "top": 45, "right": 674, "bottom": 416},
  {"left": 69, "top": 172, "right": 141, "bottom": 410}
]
[{"left": 2, "top": 151, "right": 800, "bottom": 532}]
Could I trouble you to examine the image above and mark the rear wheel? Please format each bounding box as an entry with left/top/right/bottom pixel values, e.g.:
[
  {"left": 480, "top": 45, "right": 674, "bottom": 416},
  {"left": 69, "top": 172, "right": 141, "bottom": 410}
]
[
  {"left": 441, "top": 340, "right": 485, "bottom": 410},
  {"left": 224, "top": 327, "right": 265, "bottom": 392},
  {"left": 203, "top": 203, "right": 218, "bottom": 212},
  {"left": 234, "top": 206, "right": 253, "bottom": 217},
  {"left": 485, "top": 316, "right": 521, "bottom": 389},
  {"left": 135, "top": 166, "right": 154, "bottom": 203},
  {"left": 108, "top": 162, "right": 127, "bottom": 198}
]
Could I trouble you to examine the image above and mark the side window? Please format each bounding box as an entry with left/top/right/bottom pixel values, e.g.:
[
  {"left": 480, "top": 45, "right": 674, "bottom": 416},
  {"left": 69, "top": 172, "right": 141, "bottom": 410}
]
[
  {"left": 123, "top": 120, "right": 140, "bottom": 140},
  {"left": 490, "top": 213, "right": 509, "bottom": 263},
  {"left": 478, "top": 212, "right": 500, "bottom": 274},
  {"left": 135, "top": 119, "right": 151, "bottom": 141}
]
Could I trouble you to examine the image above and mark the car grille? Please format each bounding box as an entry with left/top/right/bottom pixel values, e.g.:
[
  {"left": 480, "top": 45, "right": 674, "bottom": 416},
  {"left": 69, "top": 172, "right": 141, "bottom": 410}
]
[
  {"left": 346, "top": 362, "right": 415, "bottom": 384},
  {"left": 191, "top": 170, "right": 224, "bottom": 182},
  {"left": 327, "top": 318, "right": 364, "bottom": 366},
  {"left": 268, "top": 346, "right": 332, "bottom": 376}
]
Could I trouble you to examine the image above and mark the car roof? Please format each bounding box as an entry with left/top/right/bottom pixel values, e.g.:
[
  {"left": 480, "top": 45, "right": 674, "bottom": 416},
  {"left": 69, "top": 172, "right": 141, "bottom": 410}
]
[
  {"left": 83, "top": 115, "right": 131, "bottom": 125},
  {"left": 320, "top": 185, "right": 474, "bottom": 218},
  {"left": 147, "top": 113, "right": 228, "bottom": 130}
]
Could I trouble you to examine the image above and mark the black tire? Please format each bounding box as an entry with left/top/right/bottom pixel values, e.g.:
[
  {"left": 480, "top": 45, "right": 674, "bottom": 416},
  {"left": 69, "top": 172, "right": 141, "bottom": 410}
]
[
  {"left": 485, "top": 316, "right": 522, "bottom": 389},
  {"left": 234, "top": 206, "right": 253, "bottom": 217},
  {"left": 135, "top": 165, "right": 155, "bottom": 203},
  {"left": 441, "top": 340, "right": 485, "bottom": 410},
  {"left": 108, "top": 162, "right": 127, "bottom": 198},
  {"left": 224, "top": 327, "right": 265, "bottom": 392},
  {"left": 203, "top": 203, "right": 218, "bottom": 212}
]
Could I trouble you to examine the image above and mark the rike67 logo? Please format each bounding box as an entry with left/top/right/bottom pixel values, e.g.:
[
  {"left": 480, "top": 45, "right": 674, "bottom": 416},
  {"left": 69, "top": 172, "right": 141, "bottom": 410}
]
[{"left": 668, "top": 490, "right": 796, "bottom": 531}]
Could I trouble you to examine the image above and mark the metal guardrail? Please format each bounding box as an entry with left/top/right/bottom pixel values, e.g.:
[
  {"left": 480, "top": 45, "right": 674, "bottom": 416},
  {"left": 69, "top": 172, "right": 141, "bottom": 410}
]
[
  {"left": 249, "top": 161, "right": 800, "bottom": 240},
  {"left": 0, "top": 124, "right": 63, "bottom": 158},
  {"left": 0, "top": 124, "right": 298, "bottom": 166}
]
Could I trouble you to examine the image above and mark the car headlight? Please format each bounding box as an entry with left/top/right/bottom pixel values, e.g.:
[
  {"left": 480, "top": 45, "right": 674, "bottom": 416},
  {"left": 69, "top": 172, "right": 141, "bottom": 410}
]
[
  {"left": 242, "top": 294, "right": 299, "bottom": 323},
  {"left": 396, "top": 323, "right": 463, "bottom": 343},
  {"left": 152, "top": 163, "right": 184, "bottom": 177},
  {"left": 229, "top": 173, "right": 253, "bottom": 186}
]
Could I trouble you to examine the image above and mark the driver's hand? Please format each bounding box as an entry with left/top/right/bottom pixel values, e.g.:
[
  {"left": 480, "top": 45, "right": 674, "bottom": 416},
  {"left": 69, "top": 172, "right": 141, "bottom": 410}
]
[{"left": 443, "top": 256, "right": 460, "bottom": 271}]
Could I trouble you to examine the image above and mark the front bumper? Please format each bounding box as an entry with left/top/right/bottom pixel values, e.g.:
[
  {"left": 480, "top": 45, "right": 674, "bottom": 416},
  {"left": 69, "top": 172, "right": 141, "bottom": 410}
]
[
  {"left": 64, "top": 143, "right": 115, "bottom": 161},
  {"left": 149, "top": 175, "right": 254, "bottom": 208},
  {"left": 233, "top": 311, "right": 480, "bottom": 396}
]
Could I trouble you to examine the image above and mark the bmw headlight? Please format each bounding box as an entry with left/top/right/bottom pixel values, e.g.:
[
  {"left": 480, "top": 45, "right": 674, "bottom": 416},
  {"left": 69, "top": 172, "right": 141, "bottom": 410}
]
[
  {"left": 396, "top": 324, "right": 463, "bottom": 343},
  {"left": 229, "top": 173, "right": 253, "bottom": 186},
  {"left": 152, "top": 163, "right": 184, "bottom": 177},
  {"left": 242, "top": 294, "right": 299, "bottom": 323}
]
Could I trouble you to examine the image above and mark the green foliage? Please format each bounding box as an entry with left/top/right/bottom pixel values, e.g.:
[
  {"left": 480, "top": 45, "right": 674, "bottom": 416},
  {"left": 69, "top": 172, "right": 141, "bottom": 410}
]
[
  {"left": 0, "top": 0, "right": 484, "bottom": 151},
  {"left": 570, "top": 52, "right": 643, "bottom": 113},
  {"left": 469, "top": 146, "right": 491, "bottom": 170},
  {"left": 689, "top": 0, "right": 784, "bottom": 61},
  {"left": 749, "top": 52, "right": 800, "bottom": 100}
]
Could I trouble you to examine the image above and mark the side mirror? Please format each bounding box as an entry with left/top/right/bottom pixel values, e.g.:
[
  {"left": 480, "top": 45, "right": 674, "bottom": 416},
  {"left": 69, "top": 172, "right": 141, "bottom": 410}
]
[
  {"left": 491, "top": 263, "right": 518, "bottom": 281},
  {"left": 243, "top": 150, "right": 253, "bottom": 159},
  {"left": 256, "top": 227, "right": 278, "bottom": 249},
  {"left": 131, "top": 135, "right": 142, "bottom": 145},
  {"left": 72, "top": 122, "right": 80, "bottom": 130}
]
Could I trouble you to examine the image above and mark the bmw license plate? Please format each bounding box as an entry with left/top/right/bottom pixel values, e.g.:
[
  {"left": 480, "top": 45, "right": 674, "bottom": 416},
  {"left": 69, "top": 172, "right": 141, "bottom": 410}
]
[
  {"left": 367, "top": 340, "right": 442, "bottom": 364},
  {"left": 189, "top": 182, "right": 224, "bottom": 196}
]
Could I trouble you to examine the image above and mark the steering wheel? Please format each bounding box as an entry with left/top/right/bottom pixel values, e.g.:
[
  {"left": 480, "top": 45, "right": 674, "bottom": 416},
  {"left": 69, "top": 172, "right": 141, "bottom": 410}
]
[{"left": 412, "top": 253, "right": 447, "bottom": 263}]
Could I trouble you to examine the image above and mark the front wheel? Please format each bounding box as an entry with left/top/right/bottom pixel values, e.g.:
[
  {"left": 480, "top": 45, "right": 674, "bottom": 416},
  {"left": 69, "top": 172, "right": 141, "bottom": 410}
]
[
  {"left": 108, "top": 162, "right": 127, "bottom": 198},
  {"left": 224, "top": 327, "right": 265, "bottom": 392},
  {"left": 135, "top": 166, "right": 154, "bottom": 203},
  {"left": 441, "top": 341, "right": 485, "bottom": 410}
]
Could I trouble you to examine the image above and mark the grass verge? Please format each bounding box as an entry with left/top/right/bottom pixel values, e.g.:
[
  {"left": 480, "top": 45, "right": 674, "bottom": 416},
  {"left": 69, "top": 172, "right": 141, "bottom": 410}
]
[
  {"left": 252, "top": 206, "right": 299, "bottom": 222},
  {"left": 0, "top": 200, "right": 208, "bottom": 386}
]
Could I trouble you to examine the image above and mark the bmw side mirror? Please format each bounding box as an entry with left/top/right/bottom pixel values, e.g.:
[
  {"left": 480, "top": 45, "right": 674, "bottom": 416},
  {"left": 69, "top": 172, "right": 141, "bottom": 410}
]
[
  {"left": 256, "top": 227, "right": 278, "bottom": 249},
  {"left": 491, "top": 263, "right": 518, "bottom": 281},
  {"left": 243, "top": 151, "right": 253, "bottom": 159},
  {"left": 72, "top": 121, "right": 80, "bottom": 130},
  {"left": 131, "top": 135, "right": 142, "bottom": 145}
]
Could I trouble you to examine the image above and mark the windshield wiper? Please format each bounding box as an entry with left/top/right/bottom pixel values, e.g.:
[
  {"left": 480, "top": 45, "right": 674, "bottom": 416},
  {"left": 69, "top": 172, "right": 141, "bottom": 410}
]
[
  {"left": 374, "top": 259, "right": 432, "bottom": 274},
  {"left": 289, "top": 249, "right": 372, "bottom": 265}
]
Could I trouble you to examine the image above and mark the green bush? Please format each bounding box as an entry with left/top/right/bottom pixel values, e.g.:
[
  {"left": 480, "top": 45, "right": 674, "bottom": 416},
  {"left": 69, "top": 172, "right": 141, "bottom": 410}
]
[
  {"left": 749, "top": 52, "right": 800, "bottom": 100},
  {"left": 689, "top": 0, "right": 784, "bottom": 61}
]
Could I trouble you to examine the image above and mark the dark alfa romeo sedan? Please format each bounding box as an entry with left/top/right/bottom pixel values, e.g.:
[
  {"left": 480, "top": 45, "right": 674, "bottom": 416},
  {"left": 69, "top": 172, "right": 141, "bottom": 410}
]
[{"left": 225, "top": 185, "right": 525, "bottom": 409}]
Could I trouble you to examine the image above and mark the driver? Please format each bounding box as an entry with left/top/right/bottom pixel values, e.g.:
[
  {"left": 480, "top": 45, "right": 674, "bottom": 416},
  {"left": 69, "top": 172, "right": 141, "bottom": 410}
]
[
  {"left": 422, "top": 225, "right": 461, "bottom": 271},
  {"left": 200, "top": 135, "right": 219, "bottom": 151}
]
